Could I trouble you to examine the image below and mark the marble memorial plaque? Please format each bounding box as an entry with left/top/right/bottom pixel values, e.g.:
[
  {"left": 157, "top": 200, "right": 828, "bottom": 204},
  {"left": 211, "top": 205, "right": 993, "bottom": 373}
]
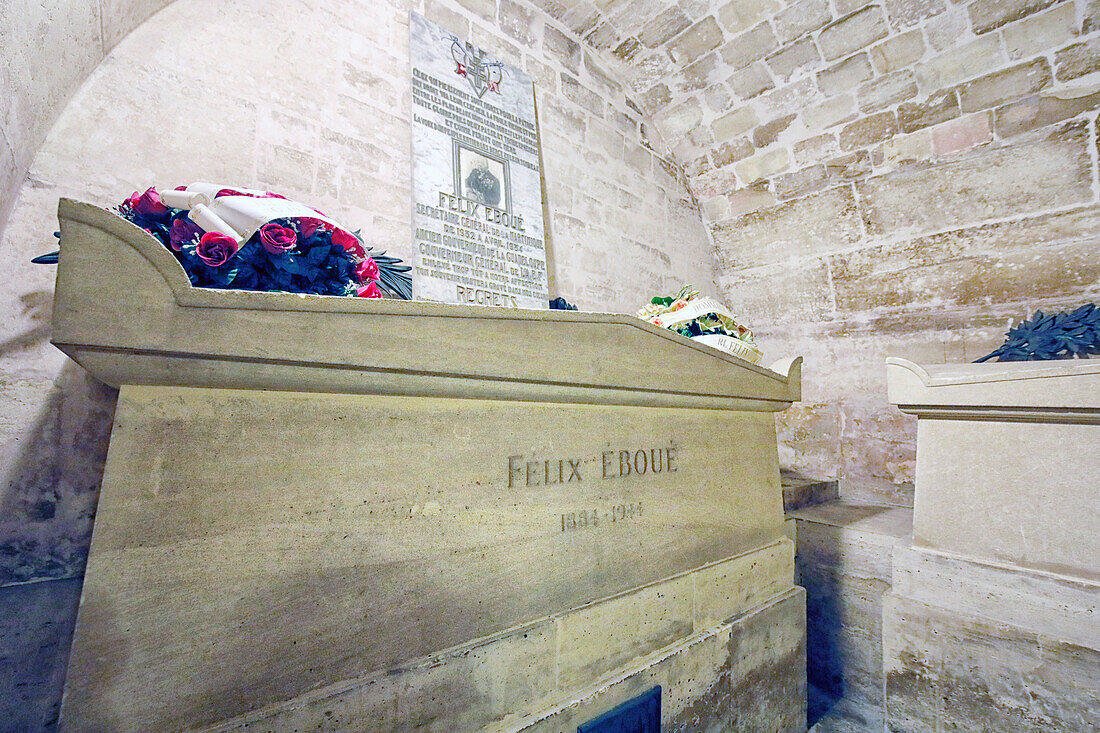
[{"left": 409, "top": 11, "right": 548, "bottom": 308}]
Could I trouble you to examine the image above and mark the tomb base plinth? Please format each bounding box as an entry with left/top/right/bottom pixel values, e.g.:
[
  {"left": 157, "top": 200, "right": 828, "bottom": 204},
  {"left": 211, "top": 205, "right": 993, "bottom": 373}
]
[
  {"left": 884, "top": 358, "right": 1099, "bottom": 732},
  {"left": 53, "top": 200, "right": 806, "bottom": 731}
]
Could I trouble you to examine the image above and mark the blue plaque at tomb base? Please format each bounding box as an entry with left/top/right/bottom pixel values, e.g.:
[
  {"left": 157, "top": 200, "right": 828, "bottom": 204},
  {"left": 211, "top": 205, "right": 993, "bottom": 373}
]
[{"left": 578, "top": 686, "right": 661, "bottom": 733}]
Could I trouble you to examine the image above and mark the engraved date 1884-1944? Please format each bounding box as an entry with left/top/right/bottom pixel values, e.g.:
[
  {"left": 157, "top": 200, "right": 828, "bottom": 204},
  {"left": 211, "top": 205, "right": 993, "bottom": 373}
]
[{"left": 562, "top": 502, "right": 643, "bottom": 532}]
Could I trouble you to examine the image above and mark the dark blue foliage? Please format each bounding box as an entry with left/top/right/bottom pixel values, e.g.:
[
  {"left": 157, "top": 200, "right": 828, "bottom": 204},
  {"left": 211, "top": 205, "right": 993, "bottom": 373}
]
[
  {"left": 122, "top": 208, "right": 361, "bottom": 297},
  {"left": 975, "top": 303, "right": 1100, "bottom": 362},
  {"left": 549, "top": 296, "right": 577, "bottom": 310}
]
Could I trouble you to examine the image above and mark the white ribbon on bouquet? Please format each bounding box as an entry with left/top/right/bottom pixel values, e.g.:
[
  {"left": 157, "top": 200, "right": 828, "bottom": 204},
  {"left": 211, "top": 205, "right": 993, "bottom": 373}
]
[{"left": 160, "top": 183, "right": 347, "bottom": 244}]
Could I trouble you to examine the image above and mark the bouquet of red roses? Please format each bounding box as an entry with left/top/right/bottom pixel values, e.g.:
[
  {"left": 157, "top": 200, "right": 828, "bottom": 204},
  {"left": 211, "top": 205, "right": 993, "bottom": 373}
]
[{"left": 117, "top": 185, "right": 411, "bottom": 299}]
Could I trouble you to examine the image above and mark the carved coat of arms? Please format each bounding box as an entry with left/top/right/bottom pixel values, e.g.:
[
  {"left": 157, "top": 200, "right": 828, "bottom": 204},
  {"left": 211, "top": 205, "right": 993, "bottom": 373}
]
[{"left": 451, "top": 39, "right": 504, "bottom": 98}]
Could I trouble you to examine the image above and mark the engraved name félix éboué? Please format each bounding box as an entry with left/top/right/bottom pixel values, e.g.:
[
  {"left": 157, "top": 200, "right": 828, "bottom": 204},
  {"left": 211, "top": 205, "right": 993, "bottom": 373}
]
[
  {"left": 506, "top": 445, "right": 679, "bottom": 488},
  {"left": 505, "top": 445, "right": 679, "bottom": 533}
]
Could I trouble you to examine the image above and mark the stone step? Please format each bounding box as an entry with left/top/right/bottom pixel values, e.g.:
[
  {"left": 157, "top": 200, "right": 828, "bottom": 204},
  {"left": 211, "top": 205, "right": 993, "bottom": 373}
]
[
  {"left": 781, "top": 470, "right": 839, "bottom": 511},
  {"left": 788, "top": 499, "right": 914, "bottom": 732}
]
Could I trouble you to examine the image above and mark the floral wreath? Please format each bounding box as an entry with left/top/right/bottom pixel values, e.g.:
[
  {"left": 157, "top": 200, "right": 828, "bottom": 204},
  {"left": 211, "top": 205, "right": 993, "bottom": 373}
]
[{"left": 118, "top": 186, "right": 411, "bottom": 299}]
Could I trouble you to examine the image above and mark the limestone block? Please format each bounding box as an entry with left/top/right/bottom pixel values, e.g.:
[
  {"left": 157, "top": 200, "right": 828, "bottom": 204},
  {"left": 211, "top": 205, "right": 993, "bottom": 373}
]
[
  {"left": 692, "top": 539, "right": 795, "bottom": 628},
  {"left": 824, "top": 150, "right": 871, "bottom": 180},
  {"left": 994, "top": 86, "right": 1100, "bottom": 137},
  {"left": 639, "top": 83, "right": 672, "bottom": 113},
  {"left": 766, "top": 37, "right": 823, "bottom": 82},
  {"left": 775, "top": 165, "right": 829, "bottom": 200},
  {"left": 889, "top": 547, "right": 1099, "bottom": 648},
  {"left": 753, "top": 113, "right": 796, "bottom": 148},
  {"left": 711, "top": 106, "right": 760, "bottom": 139},
  {"left": 759, "top": 78, "right": 823, "bottom": 119},
  {"left": 856, "top": 121, "right": 1092, "bottom": 236},
  {"left": 677, "top": 53, "right": 720, "bottom": 93},
  {"left": 839, "top": 110, "right": 898, "bottom": 151},
  {"left": 726, "top": 184, "right": 780, "bottom": 215},
  {"left": 772, "top": 0, "right": 832, "bottom": 43},
  {"left": 888, "top": 358, "right": 1100, "bottom": 579},
  {"left": 720, "top": 22, "right": 779, "bottom": 70},
  {"left": 968, "top": 0, "right": 1059, "bottom": 35},
  {"left": 653, "top": 97, "right": 703, "bottom": 142},
  {"left": 734, "top": 146, "right": 792, "bottom": 184},
  {"left": 638, "top": 5, "right": 692, "bottom": 47},
  {"left": 727, "top": 61, "right": 775, "bottom": 99},
  {"left": 517, "top": 590, "right": 807, "bottom": 733},
  {"left": 717, "top": 0, "right": 780, "bottom": 35},
  {"left": 1088, "top": 0, "right": 1100, "bottom": 32},
  {"left": 562, "top": 73, "right": 606, "bottom": 117},
  {"left": 718, "top": 258, "right": 834, "bottom": 322},
  {"left": 666, "top": 16, "right": 724, "bottom": 65},
  {"left": 702, "top": 82, "right": 733, "bottom": 112},
  {"left": 869, "top": 31, "right": 926, "bottom": 75},
  {"left": 52, "top": 200, "right": 802, "bottom": 730},
  {"left": 930, "top": 111, "right": 992, "bottom": 156},
  {"left": 712, "top": 186, "right": 860, "bottom": 268},
  {"left": 558, "top": 574, "right": 694, "bottom": 689},
  {"left": 1003, "top": 2, "right": 1078, "bottom": 60},
  {"left": 709, "top": 137, "right": 755, "bottom": 167},
  {"left": 956, "top": 57, "right": 1052, "bottom": 112},
  {"left": 830, "top": 205, "right": 1100, "bottom": 314},
  {"left": 881, "top": 0, "right": 944, "bottom": 28},
  {"left": 818, "top": 54, "right": 874, "bottom": 96},
  {"left": 884, "top": 588, "right": 1099, "bottom": 731},
  {"left": 816, "top": 6, "right": 889, "bottom": 61},
  {"left": 701, "top": 194, "right": 731, "bottom": 220},
  {"left": 857, "top": 70, "right": 919, "bottom": 113},
  {"left": 543, "top": 25, "right": 581, "bottom": 70},
  {"left": 774, "top": 401, "right": 841, "bottom": 475},
  {"left": 1054, "top": 36, "right": 1100, "bottom": 81},
  {"left": 498, "top": 0, "right": 540, "bottom": 46},
  {"left": 914, "top": 34, "right": 1005, "bottom": 90},
  {"left": 897, "top": 89, "right": 959, "bottom": 132},
  {"left": 923, "top": 5, "right": 970, "bottom": 52},
  {"left": 801, "top": 94, "right": 858, "bottom": 130}
]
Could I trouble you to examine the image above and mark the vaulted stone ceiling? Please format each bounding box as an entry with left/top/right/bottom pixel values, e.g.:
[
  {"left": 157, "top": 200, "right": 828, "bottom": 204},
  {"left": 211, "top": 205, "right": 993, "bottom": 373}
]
[{"left": 525, "top": 0, "right": 1100, "bottom": 502}]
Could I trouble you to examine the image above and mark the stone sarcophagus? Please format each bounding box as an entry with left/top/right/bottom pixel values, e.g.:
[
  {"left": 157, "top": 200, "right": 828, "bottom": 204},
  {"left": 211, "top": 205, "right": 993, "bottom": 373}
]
[
  {"left": 884, "top": 358, "right": 1099, "bottom": 732},
  {"left": 53, "top": 199, "right": 806, "bottom": 732}
]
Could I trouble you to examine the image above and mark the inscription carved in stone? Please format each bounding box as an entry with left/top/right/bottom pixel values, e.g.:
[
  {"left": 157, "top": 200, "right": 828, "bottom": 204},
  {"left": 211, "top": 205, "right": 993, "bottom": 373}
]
[{"left": 410, "top": 12, "right": 549, "bottom": 308}]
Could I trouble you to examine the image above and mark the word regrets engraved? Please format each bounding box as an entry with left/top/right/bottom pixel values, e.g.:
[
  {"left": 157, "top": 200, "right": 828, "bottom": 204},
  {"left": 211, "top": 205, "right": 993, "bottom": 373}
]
[
  {"left": 506, "top": 444, "right": 679, "bottom": 488},
  {"left": 562, "top": 502, "right": 643, "bottom": 532}
]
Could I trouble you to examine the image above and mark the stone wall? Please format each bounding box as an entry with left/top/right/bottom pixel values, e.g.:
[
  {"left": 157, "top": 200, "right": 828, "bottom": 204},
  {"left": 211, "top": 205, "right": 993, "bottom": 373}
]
[
  {"left": 581, "top": 0, "right": 1100, "bottom": 504},
  {"left": 0, "top": 0, "right": 714, "bottom": 586}
]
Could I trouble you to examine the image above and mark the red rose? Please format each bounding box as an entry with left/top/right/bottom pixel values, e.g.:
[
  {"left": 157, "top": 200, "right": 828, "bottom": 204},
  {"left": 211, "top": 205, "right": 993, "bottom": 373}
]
[
  {"left": 258, "top": 223, "right": 297, "bottom": 254},
  {"left": 168, "top": 217, "right": 203, "bottom": 251},
  {"left": 133, "top": 187, "right": 169, "bottom": 217},
  {"left": 123, "top": 191, "right": 141, "bottom": 210},
  {"left": 356, "top": 281, "right": 383, "bottom": 298},
  {"left": 297, "top": 217, "right": 329, "bottom": 238},
  {"left": 332, "top": 228, "right": 365, "bottom": 258},
  {"left": 196, "top": 232, "right": 240, "bottom": 267},
  {"left": 355, "top": 256, "right": 380, "bottom": 283}
]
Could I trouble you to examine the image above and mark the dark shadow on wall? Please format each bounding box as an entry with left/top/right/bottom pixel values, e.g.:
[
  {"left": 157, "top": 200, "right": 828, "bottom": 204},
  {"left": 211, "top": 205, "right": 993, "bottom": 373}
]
[
  {"left": 0, "top": 360, "right": 117, "bottom": 585},
  {"left": 0, "top": 291, "right": 53, "bottom": 358},
  {"left": 0, "top": 577, "right": 83, "bottom": 732},
  {"left": 0, "top": 351, "right": 115, "bottom": 730},
  {"left": 794, "top": 504, "right": 904, "bottom": 732}
]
